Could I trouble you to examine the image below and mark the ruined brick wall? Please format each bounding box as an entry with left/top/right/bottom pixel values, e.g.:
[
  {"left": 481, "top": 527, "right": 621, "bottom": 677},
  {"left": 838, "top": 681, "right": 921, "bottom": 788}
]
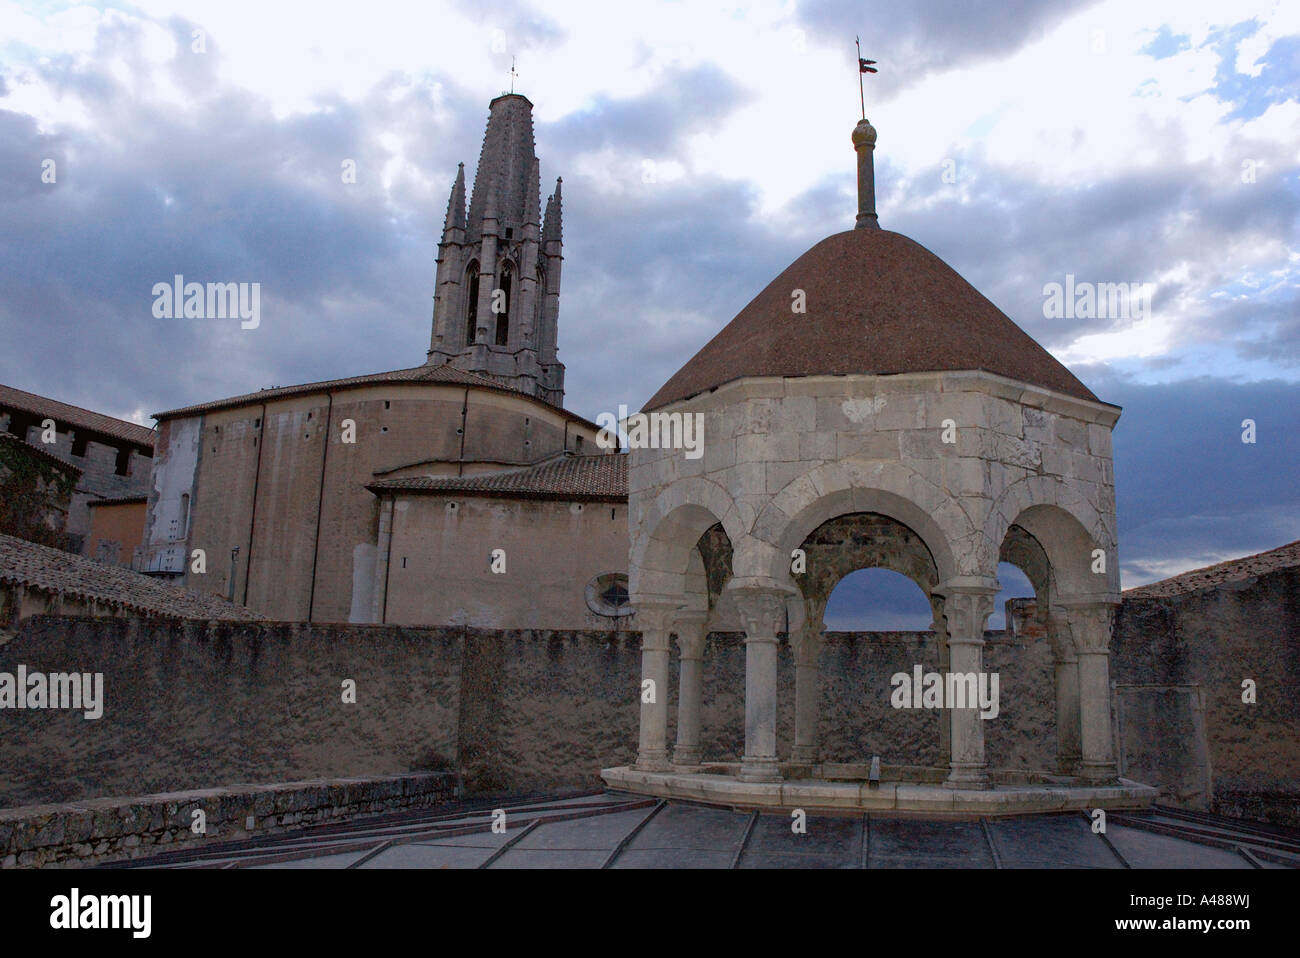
[{"left": 1112, "top": 564, "right": 1300, "bottom": 826}]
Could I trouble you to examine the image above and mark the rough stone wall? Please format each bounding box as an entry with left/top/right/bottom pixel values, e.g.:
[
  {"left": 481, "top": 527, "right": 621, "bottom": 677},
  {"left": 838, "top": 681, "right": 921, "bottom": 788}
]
[
  {"left": 6, "top": 566, "right": 1295, "bottom": 820},
  {"left": 0, "top": 617, "right": 463, "bottom": 809},
  {"left": 1, "top": 772, "right": 457, "bottom": 869},
  {"left": 1112, "top": 564, "right": 1300, "bottom": 825},
  {"left": 0, "top": 613, "right": 1059, "bottom": 808},
  {"left": 383, "top": 496, "right": 630, "bottom": 629}
]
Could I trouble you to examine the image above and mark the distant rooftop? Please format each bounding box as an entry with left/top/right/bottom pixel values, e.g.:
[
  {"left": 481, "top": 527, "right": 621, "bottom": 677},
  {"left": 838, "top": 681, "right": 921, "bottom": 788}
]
[
  {"left": 0, "top": 533, "right": 264, "bottom": 620},
  {"left": 1125, "top": 539, "right": 1300, "bottom": 599},
  {"left": 368, "top": 452, "right": 627, "bottom": 502},
  {"left": 154, "top": 364, "right": 597, "bottom": 429},
  {"left": 0, "top": 383, "right": 154, "bottom": 449}
]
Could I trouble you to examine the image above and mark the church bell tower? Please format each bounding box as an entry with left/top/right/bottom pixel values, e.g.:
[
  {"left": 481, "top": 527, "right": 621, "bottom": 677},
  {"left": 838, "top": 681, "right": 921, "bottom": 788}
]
[{"left": 425, "top": 93, "right": 565, "bottom": 407}]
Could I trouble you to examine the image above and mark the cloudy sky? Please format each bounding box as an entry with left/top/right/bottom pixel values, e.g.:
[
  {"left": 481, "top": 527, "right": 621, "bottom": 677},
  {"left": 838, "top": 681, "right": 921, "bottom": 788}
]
[{"left": 2, "top": 0, "right": 1297, "bottom": 625}]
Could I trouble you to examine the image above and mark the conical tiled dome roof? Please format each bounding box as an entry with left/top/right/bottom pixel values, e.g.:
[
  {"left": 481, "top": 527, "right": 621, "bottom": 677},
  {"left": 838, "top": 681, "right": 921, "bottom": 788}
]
[{"left": 645, "top": 228, "right": 1099, "bottom": 410}]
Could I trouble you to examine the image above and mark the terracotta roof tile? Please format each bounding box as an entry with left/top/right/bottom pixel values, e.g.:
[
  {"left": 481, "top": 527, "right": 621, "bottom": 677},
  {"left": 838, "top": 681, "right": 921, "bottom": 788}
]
[
  {"left": 0, "top": 533, "right": 264, "bottom": 620},
  {"left": 646, "top": 229, "right": 1102, "bottom": 410},
  {"left": 0, "top": 383, "right": 155, "bottom": 448},
  {"left": 1125, "top": 539, "right": 1300, "bottom": 599},
  {"left": 368, "top": 452, "right": 627, "bottom": 501}
]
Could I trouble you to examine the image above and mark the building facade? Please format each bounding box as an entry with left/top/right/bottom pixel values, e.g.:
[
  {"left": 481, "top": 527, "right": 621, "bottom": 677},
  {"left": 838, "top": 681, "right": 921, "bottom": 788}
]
[
  {"left": 141, "top": 93, "right": 629, "bottom": 628},
  {"left": 0, "top": 384, "right": 154, "bottom": 554}
]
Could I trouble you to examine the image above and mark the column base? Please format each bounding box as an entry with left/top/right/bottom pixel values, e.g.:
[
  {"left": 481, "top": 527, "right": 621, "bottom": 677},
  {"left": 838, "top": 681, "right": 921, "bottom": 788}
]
[
  {"left": 1057, "top": 755, "right": 1082, "bottom": 776},
  {"left": 1077, "top": 761, "right": 1119, "bottom": 784},
  {"left": 738, "top": 757, "right": 783, "bottom": 783},
  {"left": 634, "top": 750, "right": 671, "bottom": 772},
  {"left": 790, "top": 745, "right": 820, "bottom": 764},
  {"left": 943, "top": 764, "right": 992, "bottom": 790},
  {"left": 671, "top": 746, "right": 702, "bottom": 767}
]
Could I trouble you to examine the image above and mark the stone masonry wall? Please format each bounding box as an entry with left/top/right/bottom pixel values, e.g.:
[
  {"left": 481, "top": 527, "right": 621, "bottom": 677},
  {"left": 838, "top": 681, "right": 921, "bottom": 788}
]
[
  {"left": 1112, "top": 563, "right": 1300, "bottom": 826},
  {"left": 1, "top": 613, "right": 1058, "bottom": 809}
]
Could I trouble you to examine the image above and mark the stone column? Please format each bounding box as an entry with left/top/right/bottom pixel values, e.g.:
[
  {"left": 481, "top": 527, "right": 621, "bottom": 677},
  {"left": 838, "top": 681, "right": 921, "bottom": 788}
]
[
  {"left": 672, "top": 612, "right": 708, "bottom": 767},
  {"left": 1048, "top": 610, "right": 1082, "bottom": 775},
  {"left": 634, "top": 601, "right": 678, "bottom": 772},
  {"left": 733, "top": 587, "right": 787, "bottom": 783},
  {"left": 790, "top": 598, "right": 826, "bottom": 766},
  {"left": 1064, "top": 600, "right": 1120, "bottom": 782},
  {"left": 930, "top": 596, "right": 951, "bottom": 766},
  {"left": 937, "top": 581, "right": 997, "bottom": 789}
]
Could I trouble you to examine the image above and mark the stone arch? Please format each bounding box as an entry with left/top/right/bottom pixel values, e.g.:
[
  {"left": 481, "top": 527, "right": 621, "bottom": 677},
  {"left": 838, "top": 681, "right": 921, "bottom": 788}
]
[
  {"left": 999, "top": 523, "right": 1053, "bottom": 608},
  {"left": 630, "top": 477, "right": 742, "bottom": 603},
  {"left": 985, "top": 476, "right": 1117, "bottom": 597},
  {"left": 796, "top": 512, "right": 941, "bottom": 611},
  {"left": 757, "top": 458, "right": 965, "bottom": 587}
]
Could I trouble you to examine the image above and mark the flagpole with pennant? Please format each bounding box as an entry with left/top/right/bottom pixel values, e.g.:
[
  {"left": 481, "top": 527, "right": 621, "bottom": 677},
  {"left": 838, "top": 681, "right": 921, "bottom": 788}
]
[{"left": 856, "top": 36, "right": 877, "bottom": 120}]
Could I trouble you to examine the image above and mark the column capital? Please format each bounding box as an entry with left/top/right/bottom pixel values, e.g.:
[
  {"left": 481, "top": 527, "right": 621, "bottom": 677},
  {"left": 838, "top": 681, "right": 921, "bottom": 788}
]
[
  {"left": 933, "top": 575, "right": 1000, "bottom": 597},
  {"left": 1059, "top": 597, "right": 1118, "bottom": 655},
  {"left": 632, "top": 594, "right": 683, "bottom": 635},
  {"left": 731, "top": 586, "right": 787, "bottom": 643},
  {"left": 936, "top": 588, "right": 996, "bottom": 643},
  {"left": 673, "top": 611, "right": 709, "bottom": 659}
]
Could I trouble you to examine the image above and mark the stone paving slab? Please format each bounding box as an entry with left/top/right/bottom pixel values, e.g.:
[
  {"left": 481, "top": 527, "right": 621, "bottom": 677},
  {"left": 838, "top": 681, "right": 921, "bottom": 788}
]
[
  {"left": 1105, "top": 823, "right": 1252, "bottom": 870},
  {"left": 741, "top": 813, "right": 861, "bottom": 867},
  {"left": 488, "top": 848, "right": 611, "bottom": 869},
  {"left": 985, "top": 815, "right": 1119, "bottom": 868},
  {"left": 610, "top": 848, "right": 737, "bottom": 869},
  {"left": 867, "top": 818, "right": 994, "bottom": 867},
  {"left": 410, "top": 831, "right": 515, "bottom": 849},
  {"left": 250, "top": 850, "right": 370, "bottom": 869},
  {"left": 361, "top": 843, "right": 496, "bottom": 869},
  {"left": 514, "top": 808, "right": 650, "bottom": 851},
  {"left": 624, "top": 803, "right": 748, "bottom": 852}
]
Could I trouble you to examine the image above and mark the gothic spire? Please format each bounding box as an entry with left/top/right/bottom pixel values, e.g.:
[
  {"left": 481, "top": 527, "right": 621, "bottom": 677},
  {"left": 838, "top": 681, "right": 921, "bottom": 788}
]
[
  {"left": 443, "top": 162, "right": 466, "bottom": 234},
  {"left": 542, "top": 176, "right": 562, "bottom": 244}
]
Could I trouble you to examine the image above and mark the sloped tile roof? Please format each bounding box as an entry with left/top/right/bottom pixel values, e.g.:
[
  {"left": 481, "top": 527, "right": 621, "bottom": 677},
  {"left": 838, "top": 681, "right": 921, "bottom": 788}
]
[
  {"left": 0, "top": 383, "right": 155, "bottom": 448},
  {"left": 368, "top": 452, "right": 627, "bottom": 502},
  {"left": 1125, "top": 539, "right": 1300, "bottom": 598},
  {"left": 0, "top": 533, "right": 264, "bottom": 620},
  {"left": 646, "top": 229, "right": 1103, "bottom": 410},
  {"left": 154, "top": 363, "right": 597, "bottom": 429}
]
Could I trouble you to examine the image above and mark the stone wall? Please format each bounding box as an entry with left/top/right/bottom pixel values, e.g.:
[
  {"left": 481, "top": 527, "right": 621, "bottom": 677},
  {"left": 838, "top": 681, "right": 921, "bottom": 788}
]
[
  {"left": 4, "top": 572, "right": 1296, "bottom": 825},
  {"left": 1112, "top": 562, "right": 1300, "bottom": 826},
  {"left": 1, "top": 772, "right": 457, "bottom": 868},
  {"left": 0, "top": 613, "right": 1059, "bottom": 809},
  {"left": 0, "top": 617, "right": 464, "bottom": 809},
  {"left": 382, "top": 496, "right": 632, "bottom": 629}
]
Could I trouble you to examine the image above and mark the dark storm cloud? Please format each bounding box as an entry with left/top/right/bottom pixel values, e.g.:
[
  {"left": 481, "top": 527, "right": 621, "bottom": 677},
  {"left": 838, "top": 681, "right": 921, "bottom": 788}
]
[
  {"left": 545, "top": 63, "right": 756, "bottom": 158},
  {"left": 1098, "top": 373, "right": 1300, "bottom": 582},
  {"left": 0, "top": 19, "right": 497, "bottom": 421},
  {"left": 795, "top": 0, "right": 1104, "bottom": 96}
]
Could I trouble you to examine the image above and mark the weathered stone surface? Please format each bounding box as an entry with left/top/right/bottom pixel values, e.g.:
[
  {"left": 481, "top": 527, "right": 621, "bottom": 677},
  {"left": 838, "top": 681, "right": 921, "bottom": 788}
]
[{"left": 0, "top": 772, "right": 456, "bottom": 869}]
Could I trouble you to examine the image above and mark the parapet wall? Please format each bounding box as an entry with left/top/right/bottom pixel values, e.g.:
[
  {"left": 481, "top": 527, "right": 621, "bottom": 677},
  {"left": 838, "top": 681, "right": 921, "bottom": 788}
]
[
  {"left": 2, "top": 565, "right": 1296, "bottom": 827},
  {"left": 1112, "top": 562, "right": 1300, "bottom": 826}
]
